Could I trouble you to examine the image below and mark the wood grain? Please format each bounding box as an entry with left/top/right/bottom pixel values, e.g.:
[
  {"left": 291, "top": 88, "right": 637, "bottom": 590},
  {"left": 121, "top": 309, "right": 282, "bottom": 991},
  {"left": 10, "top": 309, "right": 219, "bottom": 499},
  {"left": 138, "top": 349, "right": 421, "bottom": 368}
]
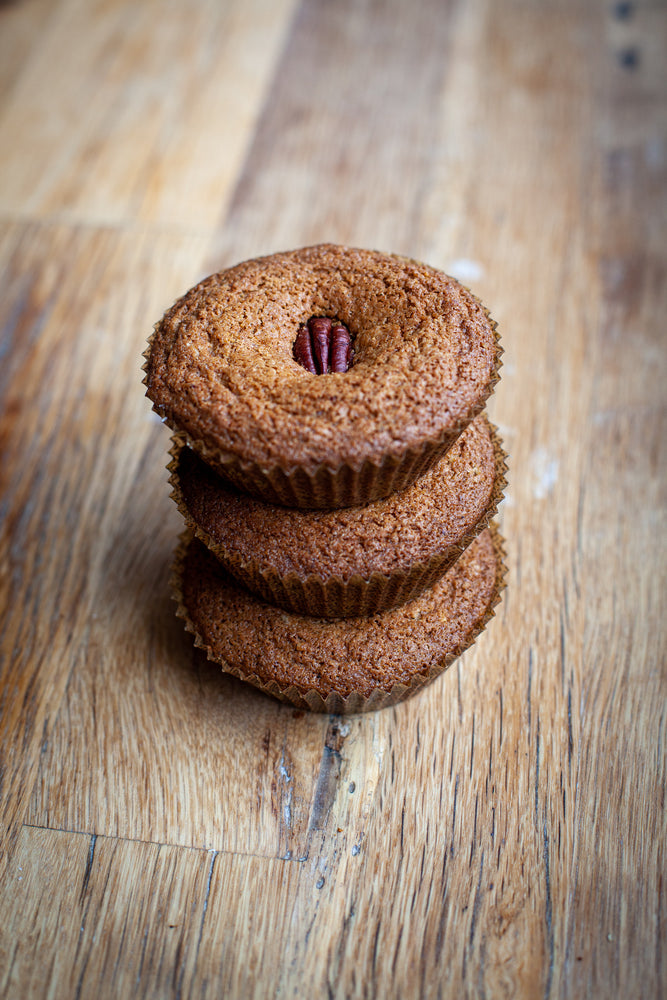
[
  {"left": 0, "top": 0, "right": 665, "bottom": 997},
  {"left": 1, "top": 825, "right": 214, "bottom": 998},
  {"left": 0, "top": 0, "right": 298, "bottom": 228}
]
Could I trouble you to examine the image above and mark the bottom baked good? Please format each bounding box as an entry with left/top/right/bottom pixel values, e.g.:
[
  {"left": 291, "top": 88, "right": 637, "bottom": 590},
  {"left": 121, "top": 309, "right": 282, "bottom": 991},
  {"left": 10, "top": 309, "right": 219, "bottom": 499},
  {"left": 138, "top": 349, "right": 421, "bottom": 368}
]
[{"left": 172, "top": 525, "right": 506, "bottom": 714}]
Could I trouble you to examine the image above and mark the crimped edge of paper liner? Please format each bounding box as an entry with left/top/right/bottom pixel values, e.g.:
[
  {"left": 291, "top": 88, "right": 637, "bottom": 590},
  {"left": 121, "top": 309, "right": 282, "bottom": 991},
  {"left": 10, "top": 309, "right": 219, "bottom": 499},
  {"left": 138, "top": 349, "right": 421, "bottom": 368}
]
[
  {"left": 170, "top": 522, "right": 507, "bottom": 715},
  {"left": 142, "top": 308, "right": 502, "bottom": 509},
  {"left": 167, "top": 423, "right": 508, "bottom": 619}
]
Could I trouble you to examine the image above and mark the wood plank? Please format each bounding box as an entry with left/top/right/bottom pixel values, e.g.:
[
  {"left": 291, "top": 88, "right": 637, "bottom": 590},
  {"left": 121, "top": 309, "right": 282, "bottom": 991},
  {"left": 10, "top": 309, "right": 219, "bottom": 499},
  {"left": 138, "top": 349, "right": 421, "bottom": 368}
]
[
  {"left": 0, "top": 220, "right": 211, "bottom": 870},
  {"left": 0, "top": 0, "right": 298, "bottom": 228}
]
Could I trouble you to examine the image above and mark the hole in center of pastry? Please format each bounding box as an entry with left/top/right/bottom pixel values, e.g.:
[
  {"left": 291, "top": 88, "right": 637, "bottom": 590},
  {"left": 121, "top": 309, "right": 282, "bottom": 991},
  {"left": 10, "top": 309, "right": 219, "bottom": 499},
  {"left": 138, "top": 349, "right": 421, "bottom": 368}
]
[{"left": 293, "top": 317, "right": 354, "bottom": 374}]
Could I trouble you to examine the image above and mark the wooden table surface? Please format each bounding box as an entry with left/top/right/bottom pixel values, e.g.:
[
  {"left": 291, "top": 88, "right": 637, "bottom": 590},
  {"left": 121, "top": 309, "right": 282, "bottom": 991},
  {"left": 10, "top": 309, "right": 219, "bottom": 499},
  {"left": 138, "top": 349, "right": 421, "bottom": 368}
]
[{"left": 0, "top": 0, "right": 665, "bottom": 997}]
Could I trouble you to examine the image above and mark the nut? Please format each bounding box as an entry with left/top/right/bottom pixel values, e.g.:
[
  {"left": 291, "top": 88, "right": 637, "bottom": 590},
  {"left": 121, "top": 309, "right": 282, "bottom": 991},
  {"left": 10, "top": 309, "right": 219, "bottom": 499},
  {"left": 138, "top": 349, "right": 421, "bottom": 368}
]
[{"left": 293, "top": 317, "right": 353, "bottom": 374}]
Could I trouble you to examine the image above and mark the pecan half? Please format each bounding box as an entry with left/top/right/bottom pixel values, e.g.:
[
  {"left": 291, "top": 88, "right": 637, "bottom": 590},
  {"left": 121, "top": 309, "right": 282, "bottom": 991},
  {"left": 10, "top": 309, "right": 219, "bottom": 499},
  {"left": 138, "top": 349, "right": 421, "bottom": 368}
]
[
  {"left": 293, "top": 325, "right": 316, "bottom": 374},
  {"left": 310, "top": 317, "right": 331, "bottom": 374},
  {"left": 293, "top": 317, "right": 353, "bottom": 374},
  {"left": 330, "top": 322, "right": 352, "bottom": 373}
]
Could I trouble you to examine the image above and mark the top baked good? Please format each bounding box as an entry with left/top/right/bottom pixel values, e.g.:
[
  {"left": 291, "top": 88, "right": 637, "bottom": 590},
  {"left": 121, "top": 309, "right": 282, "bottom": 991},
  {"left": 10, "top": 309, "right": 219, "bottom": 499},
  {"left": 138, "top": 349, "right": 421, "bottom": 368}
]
[{"left": 145, "top": 244, "right": 500, "bottom": 507}]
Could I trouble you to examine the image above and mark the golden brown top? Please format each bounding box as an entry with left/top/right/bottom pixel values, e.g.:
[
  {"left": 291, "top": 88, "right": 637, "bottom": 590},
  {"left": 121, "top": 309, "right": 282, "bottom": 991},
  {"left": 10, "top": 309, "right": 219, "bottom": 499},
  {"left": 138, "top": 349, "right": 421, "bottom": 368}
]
[
  {"left": 174, "top": 415, "right": 503, "bottom": 580},
  {"left": 146, "top": 245, "right": 499, "bottom": 473}
]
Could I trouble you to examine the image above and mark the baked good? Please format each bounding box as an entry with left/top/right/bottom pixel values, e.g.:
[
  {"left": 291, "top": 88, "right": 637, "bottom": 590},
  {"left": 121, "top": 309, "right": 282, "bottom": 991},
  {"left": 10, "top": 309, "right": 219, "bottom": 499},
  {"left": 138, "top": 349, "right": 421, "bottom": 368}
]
[
  {"left": 172, "top": 526, "right": 506, "bottom": 713},
  {"left": 145, "top": 244, "right": 501, "bottom": 508},
  {"left": 169, "top": 415, "right": 506, "bottom": 618}
]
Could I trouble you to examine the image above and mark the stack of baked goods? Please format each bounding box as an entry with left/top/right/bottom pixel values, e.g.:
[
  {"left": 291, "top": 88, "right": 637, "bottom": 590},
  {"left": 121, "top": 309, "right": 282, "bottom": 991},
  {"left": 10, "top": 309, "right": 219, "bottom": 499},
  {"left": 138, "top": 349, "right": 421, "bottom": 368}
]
[{"left": 144, "top": 245, "right": 506, "bottom": 713}]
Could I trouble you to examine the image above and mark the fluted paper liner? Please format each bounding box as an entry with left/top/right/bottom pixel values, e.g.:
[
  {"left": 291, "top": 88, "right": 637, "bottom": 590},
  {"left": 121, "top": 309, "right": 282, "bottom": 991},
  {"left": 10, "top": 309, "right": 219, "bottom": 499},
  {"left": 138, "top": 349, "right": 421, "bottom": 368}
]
[
  {"left": 142, "top": 314, "right": 502, "bottom": 510},
  {"left": 170, "top": 524, "right": 507, "bottom": 714},
  {"left": 168, "top": 424, "right": 508, "bottom": 619}
]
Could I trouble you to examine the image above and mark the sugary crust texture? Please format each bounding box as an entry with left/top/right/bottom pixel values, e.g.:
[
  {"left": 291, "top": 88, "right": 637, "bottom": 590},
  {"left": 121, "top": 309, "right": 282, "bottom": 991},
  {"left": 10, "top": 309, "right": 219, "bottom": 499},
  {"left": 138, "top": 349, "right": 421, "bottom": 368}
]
[
  {"left": 173, "top": 415, "right": 503, "bottom": 580},
  {"left": 174, "top": 527, "right": 505, "bottom": 704},
  {"left": 146, "top": 245, "right": 499, "bottom": 474}
]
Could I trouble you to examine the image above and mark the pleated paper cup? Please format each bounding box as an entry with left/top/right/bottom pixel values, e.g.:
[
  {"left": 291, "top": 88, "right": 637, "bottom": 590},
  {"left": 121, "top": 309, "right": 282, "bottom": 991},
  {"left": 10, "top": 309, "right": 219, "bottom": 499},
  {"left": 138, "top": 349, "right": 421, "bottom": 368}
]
[
  {"left": 142, "top": 250, "right": 502, "bottom": 511},
  {"left": 168, "top": 420, "right": 507, "bottom": 619},
  {"left": 170, "top": 524, "right": 507, "bottom": 714},
  {"left": 167, "top": 391, "right": 498, "bottom": 509}
]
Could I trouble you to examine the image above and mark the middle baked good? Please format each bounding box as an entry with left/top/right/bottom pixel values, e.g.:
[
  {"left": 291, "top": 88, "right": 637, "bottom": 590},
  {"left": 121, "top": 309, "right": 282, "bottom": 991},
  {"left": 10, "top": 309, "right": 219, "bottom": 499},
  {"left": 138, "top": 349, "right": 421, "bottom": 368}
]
[
  {"left": 145, "top": 244, "right": 501, "bottom": 508},
  {"left": 170, "top": 414, "right": 506, "bottom": 618}
]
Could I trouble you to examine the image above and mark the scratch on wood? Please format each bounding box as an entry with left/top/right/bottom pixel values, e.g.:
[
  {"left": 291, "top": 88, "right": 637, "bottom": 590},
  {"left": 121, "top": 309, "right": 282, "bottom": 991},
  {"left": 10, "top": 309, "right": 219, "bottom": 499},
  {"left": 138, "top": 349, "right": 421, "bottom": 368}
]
[
  {"left": 469, "top": 796, "right": 479, "bottom": 867},
  {"left": 371, "top": 919, "right": 382, "bottom": 976},
  {"left": 499, "top": 689, "right": 503, "bottom": 747},
  {"left": 567, "top": 685, "right": 573, "bottom": 776},
  {"left": 469, "top": 850, "right": 485, "bottom": 947},
  {"left": 528, "top": 647, "right": 533, "bottom": 740},
  {"left": 74, "top": 839, "right": 118, "bottom": 999},
  {"left": 79, "top": 833, "right": 97, "bottom": 903},
  {"left": 308, "top": 717, "right": 348, "bottom": 833},
  {"left": 477, "top": 934, "right": 488, "bottom": 1000},
  {"left": 560, "top": 613, "right": 566, "bottom": 689},
  {"left": 279, "top": 746, "right": 293, "bottom": 836},
  {"left": 659, "top": 710, "right": 665, "bottom": 811},
  {"left": 434, "top": 882, "right": 449, "bottom": 965},
  {"left": 194, "top": 851, "right": 218, "bottom": 966},
  {"left": 391, "top": 924, "right": 404, "bottom": 978},
  {"left": 657, "top": 873, "right": 663, "bottom": 984},
  {"left": 543, "top": 822, "right": 554, "bottom": 999},
  {"left": 450, "top": 774, "right": 459, "bottom": 856},
  {"left": 303, "top": 906, "right": 320, "bottom": 948},
  {"left": 535, "top": 718, "right": 541, "bottom": 828}
]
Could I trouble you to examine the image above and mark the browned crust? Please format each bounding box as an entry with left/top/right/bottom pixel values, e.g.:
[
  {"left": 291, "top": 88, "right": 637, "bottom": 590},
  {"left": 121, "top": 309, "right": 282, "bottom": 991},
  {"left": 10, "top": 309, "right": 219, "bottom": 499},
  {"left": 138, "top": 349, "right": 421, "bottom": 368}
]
[
  {"left": 143, "top": 245, "right": 502, "bottom": 508},
  {"left": 168, "top": 421, "right": 508, "bottom": 619},
  {"left": 170, "top": 525, "right": 507, "bottom": 714}
]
